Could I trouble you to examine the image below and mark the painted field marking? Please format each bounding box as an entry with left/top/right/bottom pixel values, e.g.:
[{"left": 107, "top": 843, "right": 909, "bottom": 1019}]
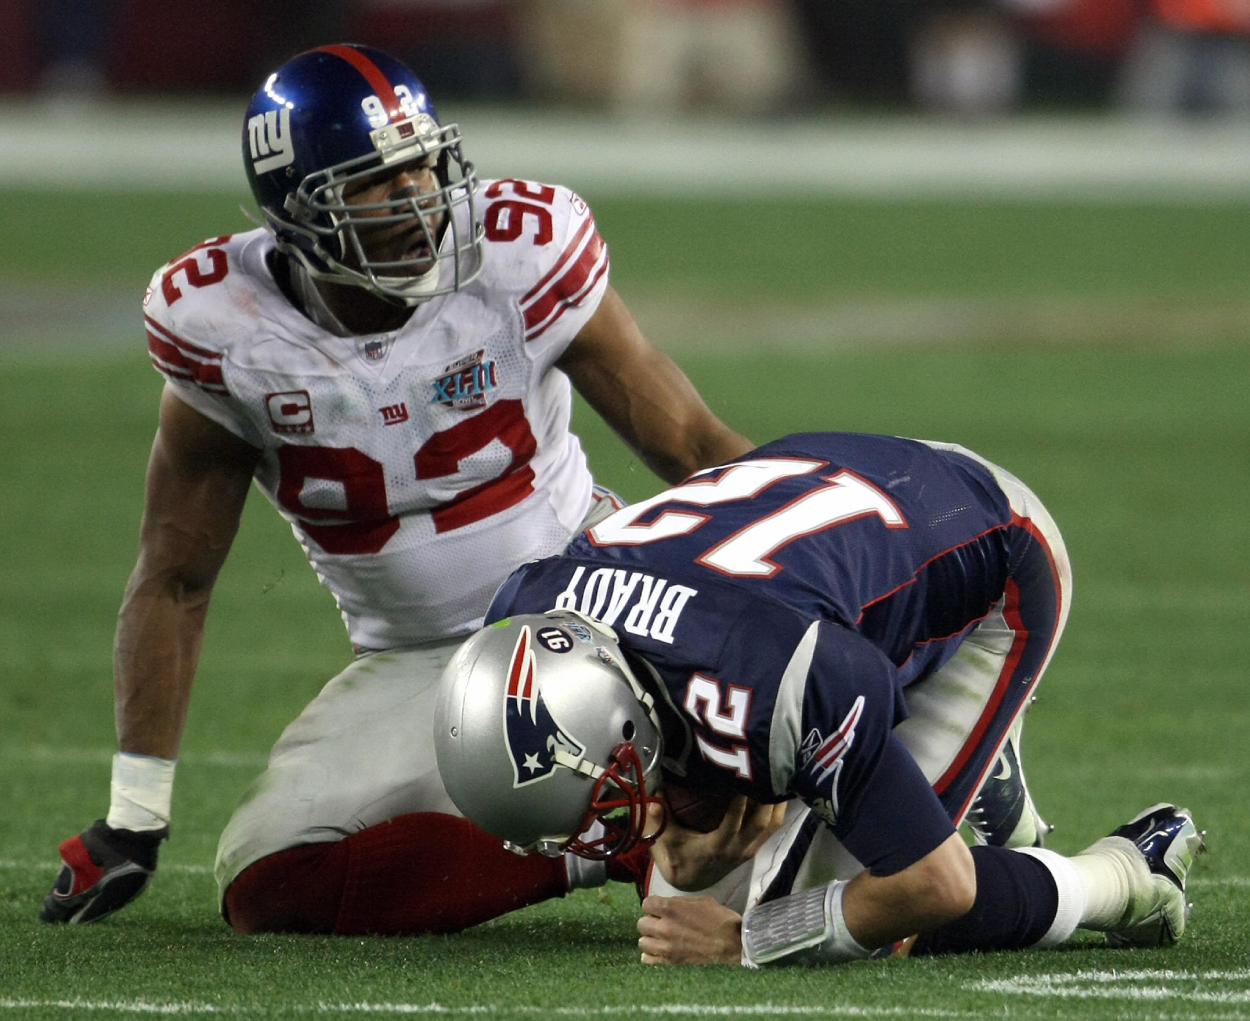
[
  {"left": 968, "top": 968, "right": 1250, "bottom": 1004},
  {"left": 0, "top": 1002, "right": 974, "bottom": 1018}
]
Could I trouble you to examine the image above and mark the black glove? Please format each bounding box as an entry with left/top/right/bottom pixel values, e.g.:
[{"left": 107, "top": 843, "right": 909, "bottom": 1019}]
[{"left": 40, "top": 819, "right": 168, "bottom": 924}]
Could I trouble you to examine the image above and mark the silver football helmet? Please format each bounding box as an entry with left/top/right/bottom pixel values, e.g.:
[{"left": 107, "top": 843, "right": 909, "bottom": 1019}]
[{"left": 434, "top": 611, "right": 665, "bottom": 860}]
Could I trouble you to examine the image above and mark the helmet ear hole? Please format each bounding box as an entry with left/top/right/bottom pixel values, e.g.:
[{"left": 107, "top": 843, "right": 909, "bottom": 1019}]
[{"left": 622, "top": 720, "right": 636, "bottom": 742}]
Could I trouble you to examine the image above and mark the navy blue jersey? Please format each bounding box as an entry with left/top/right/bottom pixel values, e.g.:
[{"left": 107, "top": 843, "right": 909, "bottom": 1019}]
[{"left": 488, "top": 433, "right": 1042, "bottom": 874}]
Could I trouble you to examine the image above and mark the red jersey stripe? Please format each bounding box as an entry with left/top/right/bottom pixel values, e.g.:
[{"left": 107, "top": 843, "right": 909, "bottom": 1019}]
[
  {"left": 146, "top": 329, "right": 227, "bottom": 393},
  {"left": 144, "top": 315, "right": 224, "bottom": 363},
  {"left": 525, "top": 258, "right": 609, "bottom": 343},
  {"left": 507, "top": 628, "right": 530, "bottom": 700},
  {"left": 316, "top": 44, "right": 402, "bottom": 121},
  {"left": 521, "top": 218, "right": 593, "bottom": 306},
  {"left": 524, "top": 232, "right": 608, "bottom": 339},
  {"left": 933, "top": 578, "right": 1027, "bottom": 799}
]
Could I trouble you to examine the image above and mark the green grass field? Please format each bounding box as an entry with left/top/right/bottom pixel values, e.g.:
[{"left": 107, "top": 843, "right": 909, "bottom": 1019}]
[{"left": 1, "top": 189, "right": 1248, "bottom": 1018}]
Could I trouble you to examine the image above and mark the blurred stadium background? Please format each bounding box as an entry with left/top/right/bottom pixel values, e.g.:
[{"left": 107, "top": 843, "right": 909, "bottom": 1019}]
[
  {"left": 5, "top": 0, "right": 1250, "bottom": 115},
  {"left": 2, "top": 1, "right": 1249, "bottom": 1016},
  {"left": 3, "top": 0, "right": 1250, "bottom": 358}
]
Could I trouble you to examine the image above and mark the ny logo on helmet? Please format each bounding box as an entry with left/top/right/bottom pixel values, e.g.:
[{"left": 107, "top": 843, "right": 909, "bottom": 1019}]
[
  {"left": 503, "top": 626, "right": 586, "bottom": 788},
  {"left": 248, "top": 107, "right": 294, "bottom": 175}
]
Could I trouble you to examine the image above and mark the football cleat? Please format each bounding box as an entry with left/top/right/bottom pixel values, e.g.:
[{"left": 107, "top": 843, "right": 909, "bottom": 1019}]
[
  {"left": 40, "top": 820, "right": 166, "bottom": 924},
  {"left": 1092, "top": 803, "right": 1205, "bottom": 948},
  {"left": 965, "top": 716, "right": 1052, "bottom": 849}
]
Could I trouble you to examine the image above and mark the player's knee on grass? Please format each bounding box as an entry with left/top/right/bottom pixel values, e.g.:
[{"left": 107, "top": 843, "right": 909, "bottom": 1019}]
[{"left": 223, "top": 813, "right": 569, "bottom": 936}]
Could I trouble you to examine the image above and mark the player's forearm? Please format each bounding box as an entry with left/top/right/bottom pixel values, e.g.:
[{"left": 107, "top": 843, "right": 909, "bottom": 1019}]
[
  {"left": 112, "top": 571, "right": 211, "bottom": 760},
  {"left": 841, "top": 833, "right": 977, "bottom": 949},
  {"left": 611, "top": 384, "right": 752, "bottom": 485},
  {"left": 620, "top": 366, "right": 752, "bottom": 483}
]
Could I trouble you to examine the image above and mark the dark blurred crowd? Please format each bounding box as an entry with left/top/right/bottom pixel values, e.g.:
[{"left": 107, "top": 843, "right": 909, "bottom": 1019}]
[{"left": 3, "top": 0, "right": 1249, "bottom": 116}]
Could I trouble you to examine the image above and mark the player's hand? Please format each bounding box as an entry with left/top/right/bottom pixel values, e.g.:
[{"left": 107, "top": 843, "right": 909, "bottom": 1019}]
[
  {"left": 649, "top": 795, "right": 787, "bottom": 892},
  {"left": 638, "top": 895, "right": 744, "bottom": 965},
  {"left": 40, "top": 819, "right": 167, "bottom": 924}
]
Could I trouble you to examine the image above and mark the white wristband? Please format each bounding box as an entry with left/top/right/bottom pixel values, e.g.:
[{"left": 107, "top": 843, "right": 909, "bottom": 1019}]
[
  {"left": 741, "top": 880, "right": 871, "bottom": 967},
  {"left": 106, "top": 752, "right": 176, "bottom": 832}
]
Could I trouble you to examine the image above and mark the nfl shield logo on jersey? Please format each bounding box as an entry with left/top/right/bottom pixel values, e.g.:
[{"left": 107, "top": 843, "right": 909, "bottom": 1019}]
[{"left": 503, "top": 626, "right": 587, "bottom": 788}]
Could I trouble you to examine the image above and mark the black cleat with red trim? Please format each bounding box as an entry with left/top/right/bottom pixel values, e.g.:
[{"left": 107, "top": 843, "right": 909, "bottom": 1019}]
[{"left": 40, "top": 819, "right": 167, "bottom": 924}]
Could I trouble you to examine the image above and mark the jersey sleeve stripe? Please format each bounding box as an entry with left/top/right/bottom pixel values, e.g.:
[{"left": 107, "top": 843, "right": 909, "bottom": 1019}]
[
  {"left": 767, "top": 621, "right": 821, "bottom": 796},
  {"left": 521, "top": 217, "right": 593, "bottom": 306},
  {"left": 145, "top": 317, "right": 227, "bottom": 395},
  {"left": 523, "top": 231, "right": 609, "bottom": 342}
]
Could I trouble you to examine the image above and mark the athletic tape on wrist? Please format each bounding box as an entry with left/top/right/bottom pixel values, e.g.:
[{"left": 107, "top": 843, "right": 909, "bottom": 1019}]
[
  {"left": 106, "top": 752, "right": 177, "bottom": 832},
  {"left": 740, "top": 880, "right": 871, "bottom": 967}
]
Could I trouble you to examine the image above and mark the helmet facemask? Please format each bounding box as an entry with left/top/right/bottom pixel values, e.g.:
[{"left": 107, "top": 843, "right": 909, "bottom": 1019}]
[
  {"left": 434, "top": 612, "right": 670, "bottom": 864},
  {"left": 565, "top": 742, "right": 668, "bottom": 861},
  {"left": 274, "top": 116, "right": 483, "bottom": 306}
]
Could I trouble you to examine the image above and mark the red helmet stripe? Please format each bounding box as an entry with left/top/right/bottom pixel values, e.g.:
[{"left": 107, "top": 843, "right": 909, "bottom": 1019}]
[
  {"left": 507, "top": 627, "right": 531, "bottom": 701},
  {"left": 317, "top": 44, "right": 403, "bottom": 121}
]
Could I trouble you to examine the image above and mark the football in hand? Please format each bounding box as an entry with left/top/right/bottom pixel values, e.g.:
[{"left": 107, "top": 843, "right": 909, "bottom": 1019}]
[{"left": 662, "top": 785, "right": 734, "bottom": 833}]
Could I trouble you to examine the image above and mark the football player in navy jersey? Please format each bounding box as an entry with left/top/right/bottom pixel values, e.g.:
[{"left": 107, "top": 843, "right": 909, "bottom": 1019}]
[{"left": 435, "top": 433, "right": 1204, "bottom": 965}]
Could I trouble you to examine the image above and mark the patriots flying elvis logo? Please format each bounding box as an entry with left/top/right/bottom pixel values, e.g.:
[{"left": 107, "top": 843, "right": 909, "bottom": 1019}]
[
  {"left": 503, "top": 626, "right": 587, "bottom": 789},
  {"left": 799, "top": 696, "right": 865, "bottom": 825}
]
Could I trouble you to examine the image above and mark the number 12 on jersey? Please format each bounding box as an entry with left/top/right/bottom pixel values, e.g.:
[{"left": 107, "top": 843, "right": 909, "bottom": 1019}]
[{"left": 587, "top": 458, "right": 907, "bottom": 578}]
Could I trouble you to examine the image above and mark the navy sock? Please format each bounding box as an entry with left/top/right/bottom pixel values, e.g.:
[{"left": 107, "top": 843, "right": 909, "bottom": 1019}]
[{"left": 910, "top": 846, "right": 1059, "bottom": 956}]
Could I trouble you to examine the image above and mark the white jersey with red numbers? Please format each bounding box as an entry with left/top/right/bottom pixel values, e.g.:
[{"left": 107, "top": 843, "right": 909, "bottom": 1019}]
[{"left": 143, "top": 180, "right": 610, "bottom": 650}]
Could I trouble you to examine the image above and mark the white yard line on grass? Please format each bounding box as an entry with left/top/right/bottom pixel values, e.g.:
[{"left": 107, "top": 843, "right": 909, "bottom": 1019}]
[
  {"left": 968, "top": 968, "right": 1250, "bottom": 1005},
  {"left": 5, "top": 978, "right": 1250, "bottom": 1019},
  {"left": 2, "top": 999, "right": 1248, "bottom": 1020},
  {"left": 0, "top": 1003, "right": 975, "bottom": 1018}
]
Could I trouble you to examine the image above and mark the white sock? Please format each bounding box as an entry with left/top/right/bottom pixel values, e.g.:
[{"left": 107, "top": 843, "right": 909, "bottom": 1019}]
[
  {"left": 1068, "top": 837, "right": 1142, "bottom": 931},
  {"left": 1015, "top": 847, "right": 1086, "bottom": 946}
]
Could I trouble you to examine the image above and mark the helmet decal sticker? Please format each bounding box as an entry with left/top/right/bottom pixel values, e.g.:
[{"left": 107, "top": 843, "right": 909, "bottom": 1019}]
[
  {"left": 503, "top": 626, "right": 587, "bottom": 788},
  {"left": 535, "top": 627, "right": 574, "bottom": 653},
  {"left": 247, "top": 106, "right": 294, "bottom": 175}
]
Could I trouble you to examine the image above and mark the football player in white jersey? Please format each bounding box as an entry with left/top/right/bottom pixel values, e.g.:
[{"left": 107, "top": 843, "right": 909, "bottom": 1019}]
[{"left": 40, "top": 44, "right": 753, "bottom": 932}]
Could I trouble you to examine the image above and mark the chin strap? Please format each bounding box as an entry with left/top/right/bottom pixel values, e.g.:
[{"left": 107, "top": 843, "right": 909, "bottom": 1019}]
[{"left": 550, "top": 749, "right": 606, "bottom": 779}]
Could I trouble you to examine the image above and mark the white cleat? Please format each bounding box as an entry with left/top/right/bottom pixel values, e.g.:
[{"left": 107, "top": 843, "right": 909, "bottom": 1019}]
[{"left": 1082, "top": 803, "right": 1206, "bottom": 948}]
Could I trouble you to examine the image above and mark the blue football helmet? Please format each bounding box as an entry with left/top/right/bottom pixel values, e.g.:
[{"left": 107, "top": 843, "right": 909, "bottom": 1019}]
[{"left": 243, "top": 44, "right": 483, "bottom": 305}]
